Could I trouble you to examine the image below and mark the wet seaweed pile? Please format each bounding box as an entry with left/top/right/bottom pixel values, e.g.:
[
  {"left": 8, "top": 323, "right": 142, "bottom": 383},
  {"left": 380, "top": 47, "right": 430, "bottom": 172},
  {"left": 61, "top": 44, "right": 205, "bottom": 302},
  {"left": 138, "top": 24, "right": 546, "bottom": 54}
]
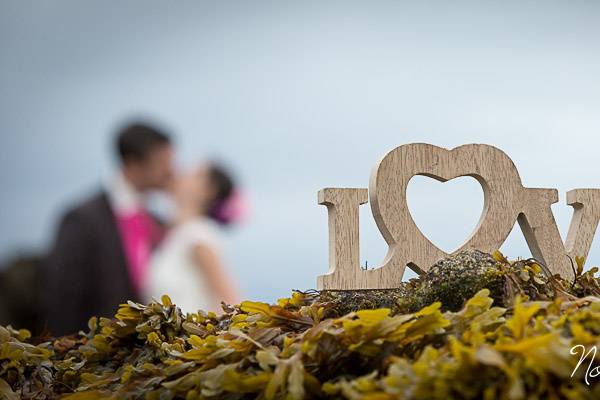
[{"left": 2, "top": 250, "right": 600, "bottom": 399}]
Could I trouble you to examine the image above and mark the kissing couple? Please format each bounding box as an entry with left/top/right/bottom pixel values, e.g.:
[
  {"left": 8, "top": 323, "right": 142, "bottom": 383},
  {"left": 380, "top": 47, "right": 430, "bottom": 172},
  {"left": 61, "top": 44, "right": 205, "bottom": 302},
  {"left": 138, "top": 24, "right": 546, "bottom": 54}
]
[{"left": 44, "top": 122, "right": 244, "bottom": 336}]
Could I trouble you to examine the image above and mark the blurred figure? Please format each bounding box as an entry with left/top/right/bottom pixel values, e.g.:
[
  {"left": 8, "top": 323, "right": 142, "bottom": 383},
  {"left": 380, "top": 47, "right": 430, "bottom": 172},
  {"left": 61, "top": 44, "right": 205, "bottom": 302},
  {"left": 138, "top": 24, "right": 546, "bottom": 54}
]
[
  {"left": 145, "top": 163, "right": 242, "bottom": 313},
  {"left": 0, "top": 254, "right": 44, "bottom": 335},
  {"left": 44, "top": 123, "right": 174, "bottom": 336}
]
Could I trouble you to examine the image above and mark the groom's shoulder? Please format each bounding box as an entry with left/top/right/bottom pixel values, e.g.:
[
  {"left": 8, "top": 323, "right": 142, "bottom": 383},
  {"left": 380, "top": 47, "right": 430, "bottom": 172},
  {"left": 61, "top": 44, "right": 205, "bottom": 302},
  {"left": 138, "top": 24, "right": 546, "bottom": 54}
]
[{"left": 61, "top": 190, "right": 111, "bottom": 224}]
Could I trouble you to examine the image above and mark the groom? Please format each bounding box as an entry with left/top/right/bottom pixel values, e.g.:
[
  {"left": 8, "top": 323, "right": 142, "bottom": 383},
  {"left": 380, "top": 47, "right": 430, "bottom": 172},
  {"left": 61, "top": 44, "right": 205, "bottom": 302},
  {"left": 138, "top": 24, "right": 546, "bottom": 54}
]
[{"left": 44, "top": 122, "right": 174, "bottom": 336}]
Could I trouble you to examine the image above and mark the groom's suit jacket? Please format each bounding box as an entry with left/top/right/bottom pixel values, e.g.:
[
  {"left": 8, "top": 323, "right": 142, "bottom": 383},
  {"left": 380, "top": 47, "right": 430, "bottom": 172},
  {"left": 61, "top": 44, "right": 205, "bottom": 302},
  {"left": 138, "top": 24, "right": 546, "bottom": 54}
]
[{"left": 44, "top": 191, "right": 158, "bottom": 336}]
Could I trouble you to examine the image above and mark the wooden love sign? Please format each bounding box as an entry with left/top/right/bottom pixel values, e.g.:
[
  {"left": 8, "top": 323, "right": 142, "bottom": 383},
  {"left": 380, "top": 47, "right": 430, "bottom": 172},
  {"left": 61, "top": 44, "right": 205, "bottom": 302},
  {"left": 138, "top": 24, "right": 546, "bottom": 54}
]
[{"left": 318, "top": 143, "right": 600, "bottom": 290}]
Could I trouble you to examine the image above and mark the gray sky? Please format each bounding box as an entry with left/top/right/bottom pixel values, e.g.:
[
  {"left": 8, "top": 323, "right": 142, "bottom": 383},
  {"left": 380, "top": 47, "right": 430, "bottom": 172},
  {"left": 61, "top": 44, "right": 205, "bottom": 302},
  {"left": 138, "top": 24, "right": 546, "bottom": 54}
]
[{"left": 1, "top": 1, "right": 599, "bottom": 302}]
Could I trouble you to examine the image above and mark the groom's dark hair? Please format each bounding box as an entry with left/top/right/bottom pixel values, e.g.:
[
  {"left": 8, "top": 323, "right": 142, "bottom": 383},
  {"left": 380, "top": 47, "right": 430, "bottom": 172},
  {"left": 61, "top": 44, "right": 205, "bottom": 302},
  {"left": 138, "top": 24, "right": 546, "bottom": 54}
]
[{"left": 115, "top": 122, "right": 171, "bottom": 164}]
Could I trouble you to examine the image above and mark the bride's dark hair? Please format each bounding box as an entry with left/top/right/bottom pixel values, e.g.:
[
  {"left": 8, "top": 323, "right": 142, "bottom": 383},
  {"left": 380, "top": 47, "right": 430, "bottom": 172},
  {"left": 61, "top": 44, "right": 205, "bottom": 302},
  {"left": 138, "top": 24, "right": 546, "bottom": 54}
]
[{"left": 206, "top": 164, "right": 238, "bottom": 226}]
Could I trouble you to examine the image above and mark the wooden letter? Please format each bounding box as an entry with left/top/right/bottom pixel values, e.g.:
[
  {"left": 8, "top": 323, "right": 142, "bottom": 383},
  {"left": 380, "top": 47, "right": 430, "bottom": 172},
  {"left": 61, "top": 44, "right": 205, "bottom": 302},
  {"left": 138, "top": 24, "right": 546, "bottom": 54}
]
[
  {"left": 317, "top": 188, "right": 368, "bottom": 290},
  {"left": 518, "top": 188, "right": 572, "bottom": 279},
  {"left": 369, "top": 143, "right": 522, "bottom": 284},
  {"left": 317, "top": 187, "right": 406, "bottom": 290},
  {"left": 514, "top": 189, "right": 600, "bottom": 281},
  {"left": 565, "top": 189, "right": 600, "bottom": 265}
]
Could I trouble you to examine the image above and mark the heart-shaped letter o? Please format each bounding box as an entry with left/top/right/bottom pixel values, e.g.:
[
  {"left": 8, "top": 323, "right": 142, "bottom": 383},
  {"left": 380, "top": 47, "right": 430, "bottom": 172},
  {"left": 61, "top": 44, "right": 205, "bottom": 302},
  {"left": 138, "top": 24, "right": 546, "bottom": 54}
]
[
  {"left": 317, "top": 143, "right": 596, "bottom": 290},
  {"left": 369, "top": 143, "right": 524, "bottom": 282}
]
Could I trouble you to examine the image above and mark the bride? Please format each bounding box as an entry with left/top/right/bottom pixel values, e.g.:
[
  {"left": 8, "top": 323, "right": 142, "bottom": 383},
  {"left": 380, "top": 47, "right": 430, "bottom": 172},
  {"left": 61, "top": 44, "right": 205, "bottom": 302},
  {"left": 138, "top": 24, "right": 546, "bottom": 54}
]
[{"left": 145, "top": 163, "right": 242, "bottom": 313}]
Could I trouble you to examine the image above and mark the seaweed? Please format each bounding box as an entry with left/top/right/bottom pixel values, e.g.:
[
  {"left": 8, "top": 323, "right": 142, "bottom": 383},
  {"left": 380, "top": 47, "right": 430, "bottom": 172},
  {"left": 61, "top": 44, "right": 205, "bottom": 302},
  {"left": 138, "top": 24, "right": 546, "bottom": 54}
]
[{"left": 2, "top": 250, "right": 600, "bottom": 399}]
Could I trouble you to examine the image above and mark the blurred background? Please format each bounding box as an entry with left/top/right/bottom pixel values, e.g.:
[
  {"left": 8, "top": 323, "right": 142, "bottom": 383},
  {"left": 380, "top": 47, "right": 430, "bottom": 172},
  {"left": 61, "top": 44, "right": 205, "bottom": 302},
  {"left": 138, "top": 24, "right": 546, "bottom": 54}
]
[{"left": 1, "top": 1, "right": 599, "bottom": 327}]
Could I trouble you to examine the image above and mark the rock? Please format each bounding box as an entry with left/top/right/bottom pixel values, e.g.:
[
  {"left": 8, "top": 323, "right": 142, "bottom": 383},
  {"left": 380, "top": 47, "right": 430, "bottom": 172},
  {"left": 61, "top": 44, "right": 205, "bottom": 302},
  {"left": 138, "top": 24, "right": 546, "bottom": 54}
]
[{"left": 416, "top": 250, "right": 505, "bottom": 311}]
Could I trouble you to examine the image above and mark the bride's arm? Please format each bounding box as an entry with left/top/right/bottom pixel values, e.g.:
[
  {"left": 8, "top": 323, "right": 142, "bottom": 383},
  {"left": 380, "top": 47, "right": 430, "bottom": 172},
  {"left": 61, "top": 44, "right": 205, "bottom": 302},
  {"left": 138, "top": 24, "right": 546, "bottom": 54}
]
[{"left": 191, "top": 244, "right": 240, "bottom": 307}]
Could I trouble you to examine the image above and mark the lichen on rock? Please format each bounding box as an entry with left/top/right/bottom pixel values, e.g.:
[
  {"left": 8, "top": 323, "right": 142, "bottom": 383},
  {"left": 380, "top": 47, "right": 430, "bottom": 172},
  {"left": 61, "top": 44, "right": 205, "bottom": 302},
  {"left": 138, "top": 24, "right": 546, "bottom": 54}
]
[{"left": 416, "top": 250, "right": 506, "bottom": 311}]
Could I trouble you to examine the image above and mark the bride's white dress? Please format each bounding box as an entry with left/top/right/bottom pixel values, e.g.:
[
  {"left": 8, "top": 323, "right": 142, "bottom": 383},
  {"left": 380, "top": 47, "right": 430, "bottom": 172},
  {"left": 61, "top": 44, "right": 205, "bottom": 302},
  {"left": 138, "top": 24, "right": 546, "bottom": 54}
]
[{"left": 145, "top": 217, "right": 221, "bottom": 313}]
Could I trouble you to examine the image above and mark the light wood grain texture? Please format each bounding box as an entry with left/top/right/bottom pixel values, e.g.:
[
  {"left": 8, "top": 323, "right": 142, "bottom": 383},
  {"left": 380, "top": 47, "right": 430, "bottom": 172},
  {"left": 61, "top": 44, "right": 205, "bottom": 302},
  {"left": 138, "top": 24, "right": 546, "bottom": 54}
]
[
  {"left": 565, "top": 189, "right": 600, "bottom": 263},
  {"left": 316, "top": 188, "right": 369, "bottom": 290},
  {"left": 317, "top": 143, "right": 600, "bottom": 290}
]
